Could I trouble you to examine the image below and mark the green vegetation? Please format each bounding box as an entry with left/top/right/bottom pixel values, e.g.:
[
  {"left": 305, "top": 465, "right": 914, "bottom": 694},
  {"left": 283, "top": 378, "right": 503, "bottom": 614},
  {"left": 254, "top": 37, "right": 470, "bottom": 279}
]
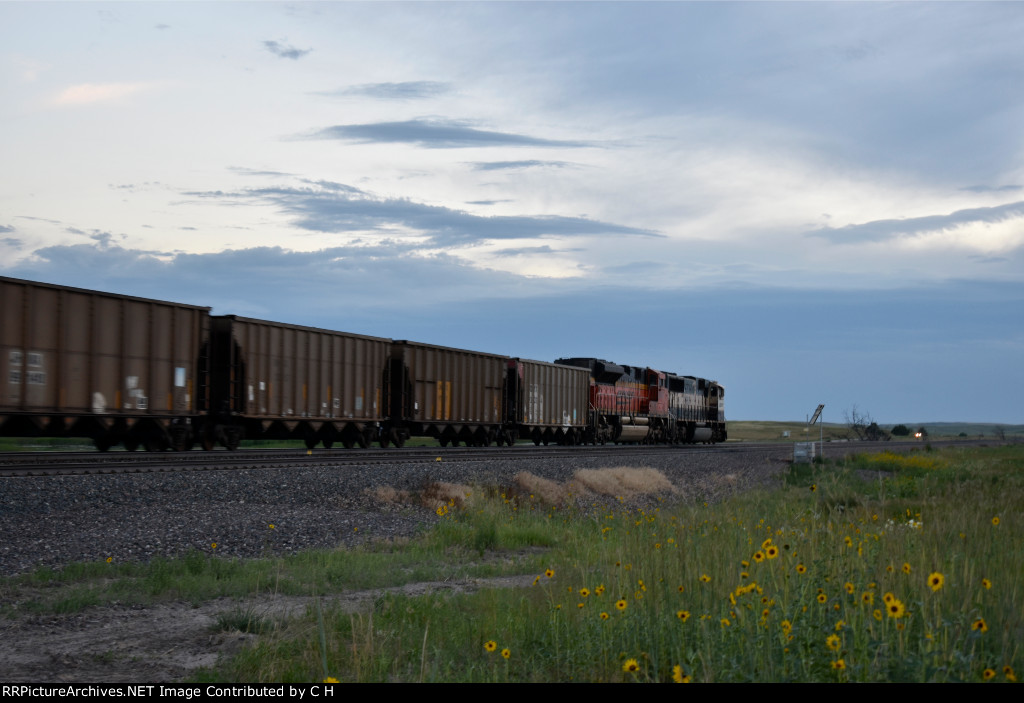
[
  {"left": 208, "top": 445, "right": 1021, "bottom": 682},
  {"left": 726, "top": 420, "right": 1024, "bottom": 442},
  {"left": 5, "top": 446, "right": 1020, "bottom": 682}
]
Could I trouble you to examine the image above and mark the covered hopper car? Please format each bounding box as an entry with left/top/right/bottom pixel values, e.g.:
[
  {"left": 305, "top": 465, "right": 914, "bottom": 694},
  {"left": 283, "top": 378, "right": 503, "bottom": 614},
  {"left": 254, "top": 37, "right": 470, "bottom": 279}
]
[{"left": 1, "top": 276, "right": 725, "bottom": 450}]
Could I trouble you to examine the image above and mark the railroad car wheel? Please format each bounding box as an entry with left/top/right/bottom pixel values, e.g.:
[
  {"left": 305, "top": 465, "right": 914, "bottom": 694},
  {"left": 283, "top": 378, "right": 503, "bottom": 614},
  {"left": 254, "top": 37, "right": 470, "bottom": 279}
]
[
  {"left": 342, "top": 437, "right": 355, "bottom": 449},
  {"left": 322, "top": 439, "right": 334, "bottom": 449},
  {"left": 304, "top": 437, "right": 318, "bottom": 450},
  {"left": 144, "top": 438, "right": 164, "bottom": 452},
  {"left": 202, "top": 437, "right": 216, "bottom": 451},
  {"left": 379, "top": 435, "right": 390, "bottom": 448},
  {"left": 124, "top": 440, "right": 139, "bottom": 452},
  {"left": 388, "top": 428, "right": 405, "bottom": 448}
]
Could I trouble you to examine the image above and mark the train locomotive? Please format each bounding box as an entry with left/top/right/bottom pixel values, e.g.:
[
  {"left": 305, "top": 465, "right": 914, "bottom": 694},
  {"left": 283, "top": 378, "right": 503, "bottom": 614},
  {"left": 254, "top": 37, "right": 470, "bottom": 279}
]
[{"left": 1, "top": 276, "right": 725, "bottom": 451}]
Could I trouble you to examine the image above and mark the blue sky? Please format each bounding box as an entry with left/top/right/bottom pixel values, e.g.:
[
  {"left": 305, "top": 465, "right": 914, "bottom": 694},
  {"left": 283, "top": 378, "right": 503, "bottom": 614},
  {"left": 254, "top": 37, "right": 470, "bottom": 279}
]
[{"left": 2, "top": 2, "right": 1022, "bottom": 423}]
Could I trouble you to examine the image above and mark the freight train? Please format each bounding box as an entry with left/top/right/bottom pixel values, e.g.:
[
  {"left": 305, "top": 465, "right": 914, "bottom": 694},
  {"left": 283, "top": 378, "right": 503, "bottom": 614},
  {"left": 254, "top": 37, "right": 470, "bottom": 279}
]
[{"left": 1, "top": 277, "right": 725, "bottom": 451}]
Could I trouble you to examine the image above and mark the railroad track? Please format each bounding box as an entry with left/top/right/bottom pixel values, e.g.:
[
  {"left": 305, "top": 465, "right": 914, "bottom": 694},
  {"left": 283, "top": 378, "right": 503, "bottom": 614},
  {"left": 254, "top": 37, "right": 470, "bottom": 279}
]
[
  {"left": 0, "top": 438, "right": 993, "bottom": 477},
  {"left": 0, "top": 443, "right": 735, "bottom": 476}
]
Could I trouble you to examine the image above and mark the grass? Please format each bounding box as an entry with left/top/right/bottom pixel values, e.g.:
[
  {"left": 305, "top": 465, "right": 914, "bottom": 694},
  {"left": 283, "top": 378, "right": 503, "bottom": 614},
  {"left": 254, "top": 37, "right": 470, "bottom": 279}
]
[
  {"left": 203, "top": 445, "right": 1022, "bottom": 682},
  {"left": 3, "top": 446, "right": 1021, "bottom": 682}
]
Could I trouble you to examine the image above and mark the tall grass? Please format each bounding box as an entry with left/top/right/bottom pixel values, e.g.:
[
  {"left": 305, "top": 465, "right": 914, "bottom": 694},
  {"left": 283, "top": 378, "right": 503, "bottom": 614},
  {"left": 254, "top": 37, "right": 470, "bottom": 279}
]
[{"left": 201, "top": 445, "right": 1022, "bottom": 682}]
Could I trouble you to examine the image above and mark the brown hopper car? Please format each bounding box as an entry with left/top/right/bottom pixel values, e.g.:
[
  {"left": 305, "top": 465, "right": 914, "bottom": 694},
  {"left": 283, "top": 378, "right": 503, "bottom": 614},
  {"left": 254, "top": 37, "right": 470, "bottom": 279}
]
[{"left": 1, "top": 276, "right": 724, "bottom": 450}]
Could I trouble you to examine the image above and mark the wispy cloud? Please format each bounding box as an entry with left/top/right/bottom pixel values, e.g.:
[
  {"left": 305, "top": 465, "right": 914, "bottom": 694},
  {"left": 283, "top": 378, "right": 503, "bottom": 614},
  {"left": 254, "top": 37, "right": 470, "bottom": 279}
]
[
  {"left": 960, "top": 185, "right": 1023, "bottom": 194},
  {"left": 471, "top": 160, "right": 574, "bottom": 171},
  {"left": 263, "top": 40, "right": 312, "bottom": 60},
  {"left": 189, "top": 180, "right": 659, "bottom": 246},
  {"left": 51, "top": 82, "right": 150, "bottom": 106},
  {"left": 808, "top": 201, "right": 1024, "bottom": 245},
  {"left": 308, "top": 119, "right": 591, "bottom": 149},
  {"left": 324, "top": 81, "right": 451, "bottom": 100}
]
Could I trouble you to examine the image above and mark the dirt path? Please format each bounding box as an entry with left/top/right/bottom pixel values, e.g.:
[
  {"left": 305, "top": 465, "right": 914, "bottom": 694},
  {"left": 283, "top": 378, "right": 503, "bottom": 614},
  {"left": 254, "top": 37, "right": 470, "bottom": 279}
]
[{"left": 0, "top": 575, "right": 535, "bottom": 683}]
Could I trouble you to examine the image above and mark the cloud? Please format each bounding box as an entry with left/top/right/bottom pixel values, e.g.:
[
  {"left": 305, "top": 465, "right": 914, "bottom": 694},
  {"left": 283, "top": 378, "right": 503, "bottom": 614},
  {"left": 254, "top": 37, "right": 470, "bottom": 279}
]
[
  {"left": 326, "top": 81, "right": 451, "bottom": 100},
  {"left": 1, "top": 237, "right": 22, "bottom": 247},
  {"left": 228, "top": 166, "right": 295, "bottom": 178},
  {"left": 308, "top": 119, "right": 591, "bottom": 149},
  {"left": 491, "top": 245, "right": 561, "bottom": 257},
  {"left": 472, "top": 160, "right": 574, "bottom": 171},
  {"left": 0, "top": 225, "right": 15, "bottom": 233},
  {"left": 263, "top": 40, "right": 311, "bottom": 60},
  {"left": 189, "top": 179, "right": 660, "bottom": 246},
  {"left": 51, "top": 82, "right": 150, "bottom": 106},
  {"left": 808, "top": 201, "right": 1024, "bottom": 245},
  {"left": 960, "top": 185, "right": 1023, "bottom": 194}
]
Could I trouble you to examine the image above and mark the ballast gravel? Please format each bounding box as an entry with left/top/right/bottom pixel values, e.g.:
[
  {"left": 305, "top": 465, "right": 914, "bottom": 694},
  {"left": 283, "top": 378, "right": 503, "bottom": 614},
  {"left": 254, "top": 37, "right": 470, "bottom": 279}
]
[{"left": 0, "top": 448, "right": 791, "bottom": 577}]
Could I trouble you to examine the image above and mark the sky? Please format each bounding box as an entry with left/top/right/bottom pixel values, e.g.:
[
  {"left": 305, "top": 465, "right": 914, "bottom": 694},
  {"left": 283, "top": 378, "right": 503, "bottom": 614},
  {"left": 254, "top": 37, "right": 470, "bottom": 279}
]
[{"left": 2, "top": 1, "right": 1023, "bottom": 424}]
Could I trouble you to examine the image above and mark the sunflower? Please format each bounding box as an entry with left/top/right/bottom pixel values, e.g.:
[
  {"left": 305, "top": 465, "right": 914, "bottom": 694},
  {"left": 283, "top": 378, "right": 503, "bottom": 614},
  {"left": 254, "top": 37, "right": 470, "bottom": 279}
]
[
  {"left": 761, "top": 538, "right": 773, "bottom": 549},
  {"left": 765, "top": 546, "right": 779, "bottom": 560},
  {"left": 579, "top": 588, "right": 590, "bottom": 597},
  {"left": 886, "top": 599, "right": 906, "bottom": 619},
  {"left": 810, "top": 484, "right": 817, "bottom": 492},
  {"left": 817, "top": 593, "right": 828, "bottom": 604},
  {"left": 862, "top": 591, "right": 874, "bottom": 606},
  {"left": 927, "top": 572, "right": 944, "bottom": 592},
  {"left": 672, "top": 665, "right": 691, "bottom": 683},
  {"left": 826, "top": 634, "right": 841, "bottom": 652},
  {"left": 883, "top": 592, "right": 895, "bottom": 605},
  {"left": 622, "top": 659, "right": 640, "bottom": 674},
  {"left": 1003, "top": 666, "right": 1017, "bottom": 682},
  {"left": 484, "top": 640, "right": 497, "bottom": 653},
  {"left": 873, "top": 609, "right": 883, "bottom": 621},
  {"left": 831, "top": 659, "right": 846, "bottom": 670},
  {"left": 796, "top": 563, "right": 807, "bottom": 575},
  {"left": 600, "top": 611, "right": 609, "bottom": 620},
  {"left": 545, "top": 568, "right": 555, "bottom": 578},
  {"left": 616, "top": 599, "right": 628, "bottom": 611},
  {"left": 902, "top": 562, "right": 912, "bottom": 575},
  {"left": 844, "top": 582, "right": 855, "bottom": 594},
  {"left": 720, "top": 618, "right": 731, "bottom": 628},
  {"left": 753, "top": 551, "right": 765, "bottom": 563},
  {"left": 501, "top": 648, "right": 511, "bottom": 660},
  {"left": 972, "top": 618, "right": 988, "bottom": 633},
  {"left": 700, "top": 574, "right": 711, "bottom": 583},
  {"left": 676, "top": 610, "right": 690, "bottom": 622},
  {"left": 781, "top": 619, "right": 792, "bottom": 634},
  {"left": 983, "top": 668, "right": 996, "bottom": 680},
  {"left": 981, "top": 578, "right": 992, "bottom": 590},
  {"left": 677, "top": 585, "right": 685, "bottom": 593},
  {"left": 992, "top": 516, "right": 1000, "bottom": 526}
]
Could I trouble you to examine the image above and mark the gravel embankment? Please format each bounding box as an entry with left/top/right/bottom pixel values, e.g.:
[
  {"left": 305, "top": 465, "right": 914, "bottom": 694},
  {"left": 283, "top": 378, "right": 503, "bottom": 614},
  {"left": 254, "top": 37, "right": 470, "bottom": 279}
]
[{"left": 0, "top": 448, "right": 790, "bottom": 576}]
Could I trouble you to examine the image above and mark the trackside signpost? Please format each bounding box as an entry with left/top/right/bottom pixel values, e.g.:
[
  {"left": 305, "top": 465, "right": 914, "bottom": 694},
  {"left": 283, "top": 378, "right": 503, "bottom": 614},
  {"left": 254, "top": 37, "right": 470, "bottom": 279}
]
[{"left": 808, "top": 404, "right": 825, "bottom": 460}]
